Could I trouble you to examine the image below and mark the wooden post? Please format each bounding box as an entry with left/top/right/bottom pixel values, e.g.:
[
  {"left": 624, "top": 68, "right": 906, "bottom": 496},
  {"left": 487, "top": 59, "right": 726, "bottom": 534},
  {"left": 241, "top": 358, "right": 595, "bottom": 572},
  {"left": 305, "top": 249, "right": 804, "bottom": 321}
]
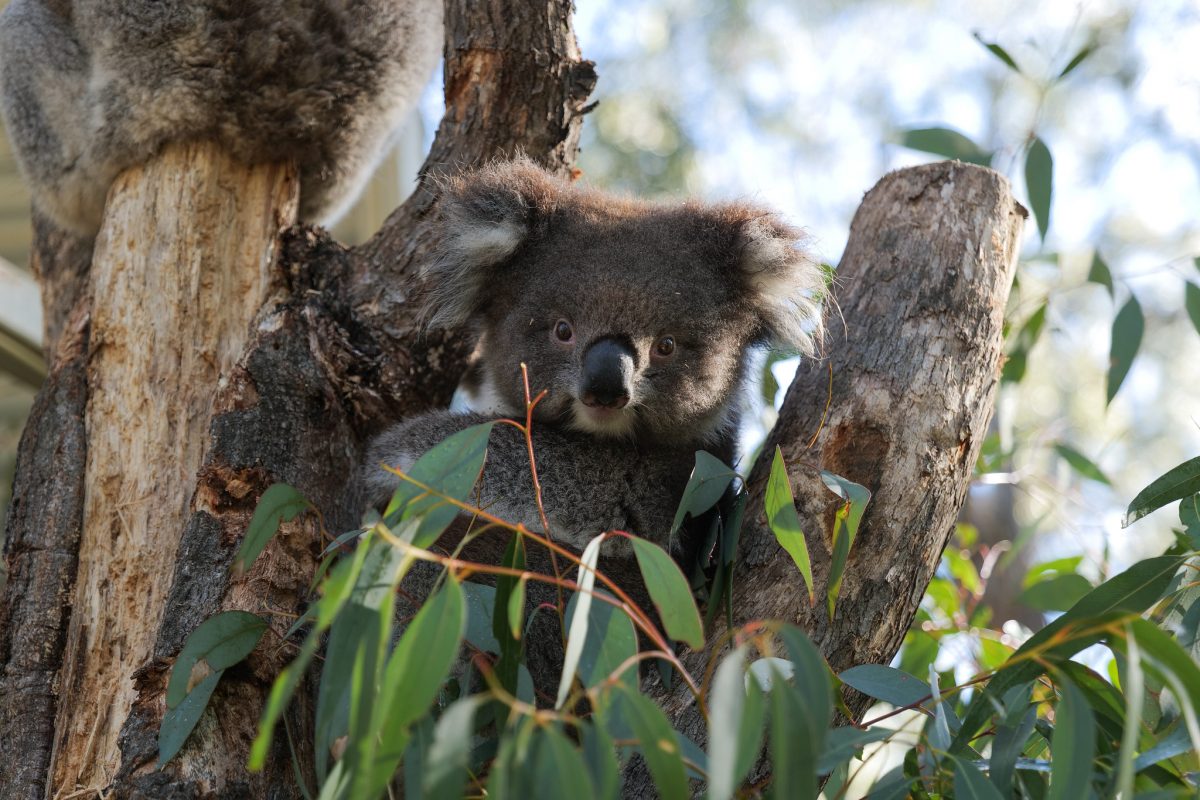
[{"left": 48, "top": 141, "right": 297, "bottom": 795}]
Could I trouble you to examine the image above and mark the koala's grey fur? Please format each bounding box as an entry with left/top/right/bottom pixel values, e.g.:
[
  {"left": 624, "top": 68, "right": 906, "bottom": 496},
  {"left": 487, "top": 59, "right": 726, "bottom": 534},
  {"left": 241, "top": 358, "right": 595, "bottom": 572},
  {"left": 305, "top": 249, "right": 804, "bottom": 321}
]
[
  {"left": 0, "top": 0, "right": 441, "bottom": 235},
  {"left": 365, "top": 158, "right": 825, "bottom": 554}
]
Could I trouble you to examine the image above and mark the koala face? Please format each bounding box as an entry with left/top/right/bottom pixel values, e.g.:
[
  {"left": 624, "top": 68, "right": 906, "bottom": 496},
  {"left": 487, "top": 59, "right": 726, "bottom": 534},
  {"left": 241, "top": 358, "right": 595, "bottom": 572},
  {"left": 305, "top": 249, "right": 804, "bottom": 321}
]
[{"left": 424, "top": 158, "right": 824, "bottom": 448}]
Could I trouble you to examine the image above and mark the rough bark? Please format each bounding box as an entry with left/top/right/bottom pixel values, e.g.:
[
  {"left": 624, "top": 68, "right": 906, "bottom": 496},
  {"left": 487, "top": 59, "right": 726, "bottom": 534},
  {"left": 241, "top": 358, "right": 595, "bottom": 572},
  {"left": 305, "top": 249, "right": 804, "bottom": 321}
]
[
  {"left": 621, "top": 162, "right": 1025, "bottom": 796},
  {"left": 0, "top": 1, "right": 596, "bottom": 798}
]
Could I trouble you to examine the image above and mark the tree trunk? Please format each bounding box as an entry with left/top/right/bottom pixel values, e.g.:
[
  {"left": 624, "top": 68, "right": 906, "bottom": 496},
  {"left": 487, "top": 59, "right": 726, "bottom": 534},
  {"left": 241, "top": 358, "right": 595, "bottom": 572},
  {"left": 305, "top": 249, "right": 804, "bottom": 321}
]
[
  {"left": 51, "top": 141, "right": 299, "bottom": 795},
  {"left": 620, "top": 162, "right": 1025, "bottom": 796},
  {"left": 0, "top": 1, "right": 596, "bottom": 798}
]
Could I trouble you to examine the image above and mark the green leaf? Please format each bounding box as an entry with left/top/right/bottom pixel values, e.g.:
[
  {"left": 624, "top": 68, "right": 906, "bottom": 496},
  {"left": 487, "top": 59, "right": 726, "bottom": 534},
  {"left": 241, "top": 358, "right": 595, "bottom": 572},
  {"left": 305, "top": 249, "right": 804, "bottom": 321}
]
[
  {"left": 1048, "top": 680, "right": 1096, "bottom": 799},
  {"left": 1124, "top": 455, "right": 1200, "bottom": 527},
  {"left": 707, "top": 645, "right": 765, "bottom": 800},
  {"left": 764, "top": 447, "right": 814, "bottom": 604},
  {"left": 422, "top": 696, "right": 484, "bottom": 800},
  {"left": 988, "top": 684, "right": 1036, "bottom": 794},
  {"left": 1181, "top": 493, "right": 1200, "bottom": 548},
  {"left": 1133, "top": 724, "right": 1195, "bottom": 772},
  {"left": 581, "top": 721, "right": 621, "bottom": 800},
  {"left": 565, "top": 589, "right": 637, "bottom": 691},
  {"left": 951, "top": 754, "right": 1004, "bottom": 800},
  {"left": 1053, "top": 442, "right": 1111, "bottom": 486},
  {"left": 821, "top": 471, "right": 871, "bottom": 620},
  {"left": 817, "top": 727, "right": 890, "bottom": 774},
  {"left": 1106, "top": 294, "right": 1144, "bottom": 406},
  {"left": 768, "top": 629, "right": 831, "bottom": 800},
  {"left": 630, "top": 537, "right": 704, "bottom": 649},
  {"left": 1124, "top": 619, "right": 1200, "bottom": 747},
  {"left": 1058, "top": 43, "right": 1096, "bottom": 78},
  {"left": 376, "top": 578, "right": 465, "bottom": 732},
  {"left": 233, "top": 483, "right": 311, "bottom": 574},
  {"left": 383, "top": 422, "right": 495, "bottom": 548},
  {"left": 838, "top": 664, "right": 930, "bottom": 708},
  {"left": 158, "top": 668, "right": 223, "bottom": 767},
  {"left": 462, "top": 582, "right": 500, "bottom": 653},
  {"left": 493, "top": 533, "right": 526, "bottom": 697},
  {"left": 669, "top": 451, "right": 737, "bottom": 538},
  {"left": 250, "top": 628, "right": 320, "bottom": 771},
  {"left": 1185, "top": 283, "right": 1200, "bottom": 338},
  {"left": 250, "top": 537, "right": 377, "bottom": 770},
  {"left": 1020, "top": 573, "right": 1093, "bottom": 612},
  {"left": 616, "top": 684, "right": 690, "bottom": 800},
  {"left": 534, "top": 726, "right": 596, "bottom": 800},
  {"left": 973, "top": 32, "right": 1022, "bottom": 73},
  {"left": 558, "top": 534, "right": 604, "bottom": 708},
  {"left": 352, "top": 579, "right": 467, "bottom": 799},
  {"left": 315, "top": 534, "right": 408, "bottom": 781},
  {"left": 900, "top": 127, "right": 993, "bottom": 166},
  {"left": 1001, "top": 303, "right": 1048, "bottom": 383},
  {"left": 1087, "top": 253, "right": 1114, "bottom": 297},
  {"left": 1115, "top": 623, "right": 1143, "bottom": 800},
  {"left": 953, "top": 555, "right": 1182, "bottom": 751},
  {"left": 166, "top": 611, "right": 267, "bottom": 709},
  {"left": 1025, "top": 138, "right": 1053, "bottom": 242}
]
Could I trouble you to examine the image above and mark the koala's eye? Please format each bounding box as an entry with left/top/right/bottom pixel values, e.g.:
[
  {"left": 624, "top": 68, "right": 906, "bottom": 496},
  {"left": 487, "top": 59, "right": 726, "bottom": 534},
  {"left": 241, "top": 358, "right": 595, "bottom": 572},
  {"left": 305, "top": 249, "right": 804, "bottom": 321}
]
[
  {"left": 654, "top": 335, "right": 676, "bottom": 358},
  {"left": 553, "top": 319, "right": 574, "bottom": 343}
]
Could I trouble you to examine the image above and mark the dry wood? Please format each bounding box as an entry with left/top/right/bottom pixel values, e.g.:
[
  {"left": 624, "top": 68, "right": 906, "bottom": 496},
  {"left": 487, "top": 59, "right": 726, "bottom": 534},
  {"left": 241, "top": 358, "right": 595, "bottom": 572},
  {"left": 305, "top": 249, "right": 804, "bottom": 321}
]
[
  {"left": 621, "top": 161, "right": 1025, "bottom": 795},
  {"left": 47, "top": 141, "right": 298, "bottom": 795}
]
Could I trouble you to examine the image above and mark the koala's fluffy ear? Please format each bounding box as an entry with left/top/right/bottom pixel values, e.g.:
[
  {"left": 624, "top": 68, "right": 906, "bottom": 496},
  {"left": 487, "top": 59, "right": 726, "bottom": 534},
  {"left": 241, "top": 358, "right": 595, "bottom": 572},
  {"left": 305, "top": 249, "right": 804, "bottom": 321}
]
[
  {"left": 732, "top": 211, "right": 826, "bottom": 357},
  {"left": 423, "top": 158, "right": 561, "bottom": 328}
]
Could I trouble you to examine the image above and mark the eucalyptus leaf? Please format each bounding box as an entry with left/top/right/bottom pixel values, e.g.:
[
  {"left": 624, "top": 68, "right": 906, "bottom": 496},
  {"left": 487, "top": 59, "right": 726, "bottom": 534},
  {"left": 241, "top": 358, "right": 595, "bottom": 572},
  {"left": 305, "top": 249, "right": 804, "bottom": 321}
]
[
  {"left": 631, "top": 537, "right": 704, "bottom": 649},
  {"left": 972, "top": 32, "right": 1021, "bottom": 73},
  {"left": 1053, "top": 442, "right": 1111, "bottom": 486},
  {"left": 1124, "top": 456, "right": 1200, "bottom": 527},
  {"left": 764, "top": 447, "right": 814, "bottom": 603},
  {"left": 166, "top": 611, "right": 267, "bottom": 709},
  {"left": 382, "top": 422, "right": 495, "bottom": 548},
  {"left": 707, "top": 645, "right": 764, "bottom": 800},
  {"left": 1185, "top": 283, "right": 1200, "bottom": 337},
  {"left": 616, "top": 684, "right": 690, "bottom": 800},
  {"left": 233, "top": 483, "right": 311, "bottom": 574},
  {"left": 158, "top": 669, "right": 223, "bottom": 767},
  {"left": 558, "top": 535, "right": 605, "bottom": 708},
  {"left": 1025, "top": 138, "right": 1053, "bottom": 242},
  {"left": 1048, "top": 680, "right": 1096, "bottom": 799},
  {"left": 901, "top": 127, "right": 992, "bottom": 166},
  {"left": 669, "top": 451, "right": 736, "bottom": 538},
  {"left": 1087, "top": 253, "right": 1114, "bottom": 297},
  {"left": 839, "top": 664, "right": 930, "bottom": 708},
  {"left": 1106, "top": 294, "right": 1143, "bottom": 406}
]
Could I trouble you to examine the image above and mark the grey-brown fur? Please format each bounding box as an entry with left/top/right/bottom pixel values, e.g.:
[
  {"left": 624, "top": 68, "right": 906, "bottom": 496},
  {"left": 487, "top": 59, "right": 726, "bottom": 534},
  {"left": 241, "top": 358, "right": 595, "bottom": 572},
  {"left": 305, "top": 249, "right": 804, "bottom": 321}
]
[
  {"left": 0, "top": 0, "right": 441, "bottom": 235},
  {"left": 365, "top": 159, "right": 824, "bottom": 554}
]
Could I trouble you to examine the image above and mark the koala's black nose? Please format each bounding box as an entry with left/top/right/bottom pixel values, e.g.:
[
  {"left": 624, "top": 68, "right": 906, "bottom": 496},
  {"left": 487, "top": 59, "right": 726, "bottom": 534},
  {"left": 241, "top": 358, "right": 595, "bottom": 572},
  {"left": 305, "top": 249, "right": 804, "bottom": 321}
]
[{"left": 580, "top": 337, "right": 635, "bottom": 409}]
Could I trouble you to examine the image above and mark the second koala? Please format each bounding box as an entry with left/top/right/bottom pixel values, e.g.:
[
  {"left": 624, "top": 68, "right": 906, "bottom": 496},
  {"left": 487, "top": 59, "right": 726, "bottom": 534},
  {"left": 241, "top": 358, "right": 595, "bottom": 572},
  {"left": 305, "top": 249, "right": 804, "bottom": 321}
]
[{"left": 365, "top": 158, "right": 824, "bottom": 554}]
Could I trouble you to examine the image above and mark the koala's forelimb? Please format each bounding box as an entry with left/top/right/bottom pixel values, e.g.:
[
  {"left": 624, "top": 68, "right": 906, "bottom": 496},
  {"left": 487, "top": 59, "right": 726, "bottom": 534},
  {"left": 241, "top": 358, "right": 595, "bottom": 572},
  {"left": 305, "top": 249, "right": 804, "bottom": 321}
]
[{"left": 364, "top": 412, "right": 696, "bottom": 554}]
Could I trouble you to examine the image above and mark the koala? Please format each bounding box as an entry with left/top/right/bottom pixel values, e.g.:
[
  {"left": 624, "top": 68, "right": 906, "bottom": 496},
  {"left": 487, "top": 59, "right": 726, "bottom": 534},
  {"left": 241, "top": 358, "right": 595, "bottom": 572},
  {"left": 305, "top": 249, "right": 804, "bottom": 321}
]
[
  {"left": 364, "top": 158, "right": 825, "bottom": 557},
  {"left": 0, "top": 0, "right": 441, "bottom": 236}
]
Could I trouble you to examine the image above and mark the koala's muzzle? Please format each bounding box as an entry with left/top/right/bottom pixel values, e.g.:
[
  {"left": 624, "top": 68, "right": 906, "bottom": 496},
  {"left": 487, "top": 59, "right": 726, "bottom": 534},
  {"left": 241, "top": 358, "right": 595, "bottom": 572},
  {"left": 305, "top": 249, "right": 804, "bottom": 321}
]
[{"left": 580, "top": 337, "right": 635, "bottom": 409}]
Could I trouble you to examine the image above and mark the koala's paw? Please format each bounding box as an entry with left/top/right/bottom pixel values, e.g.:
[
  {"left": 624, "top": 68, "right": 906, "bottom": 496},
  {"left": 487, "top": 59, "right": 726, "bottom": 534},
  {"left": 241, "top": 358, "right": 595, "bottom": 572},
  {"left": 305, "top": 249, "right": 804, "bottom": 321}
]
[{"left": 362, "top": 426, "right": 424, "bottom": 510}]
